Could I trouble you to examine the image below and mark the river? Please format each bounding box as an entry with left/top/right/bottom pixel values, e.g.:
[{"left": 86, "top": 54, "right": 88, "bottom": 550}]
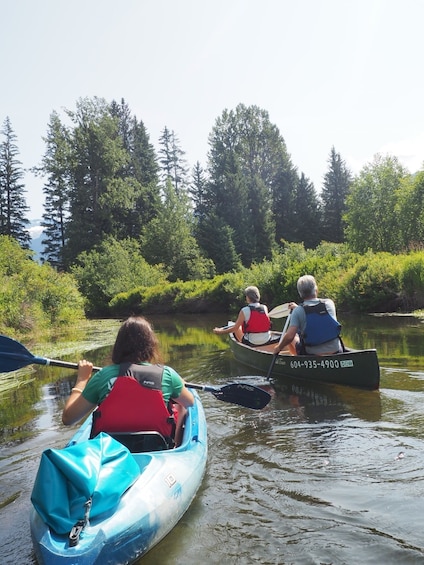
[{"left": 1, "top": 313, "right": 424, "bottom": 564}]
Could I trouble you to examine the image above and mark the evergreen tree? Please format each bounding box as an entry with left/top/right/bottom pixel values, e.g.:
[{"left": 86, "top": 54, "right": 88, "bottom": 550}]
[
  {"left": 292, "top": 173, "right": 322, "bottom": 248},
  {"left": 158, "top": 127, "right": 189, "bottom": 195},
  {"left": 190, "top": 161, "right": 208, "bottom": 218},
  {"left": 206, "top": 104, "right": 297, "bottom": 264},
  {"left": 110, "top": 98, "right": 161, "bottom": 237},
  {"left": 141, "top": 179, "right": 214, "bottom": 281},
  {"left": 38, "top": 111, "right": 72, "bottom": 268},
  {"left": 321, "top": 147, "right": 352, "bottom": 242},
  {"left": 195, "top": 212, "right": 241, "bottom": 274},
  {"left": 271, "top": 163, "right": 299, "bottom": 244},
  {"left": 63, "top": 97, "right": 136, "bottom": 265},
  {"left": 0, "top": 117, "right": 30, "bottom": 248}
]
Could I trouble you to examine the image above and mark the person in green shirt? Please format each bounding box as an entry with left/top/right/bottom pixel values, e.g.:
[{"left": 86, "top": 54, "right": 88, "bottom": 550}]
[{"left": 62, "top": 316, "right": 194, "bottom": 447}]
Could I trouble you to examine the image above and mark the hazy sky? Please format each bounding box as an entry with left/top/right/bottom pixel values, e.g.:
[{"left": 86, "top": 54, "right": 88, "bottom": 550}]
[{"left": 2, "top": 0, "right": 423, "bottom": 222}]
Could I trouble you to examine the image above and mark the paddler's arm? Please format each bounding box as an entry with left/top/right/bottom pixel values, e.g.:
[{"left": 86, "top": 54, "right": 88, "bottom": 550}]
[
  {"left": 173, "top": 384, "right": 195, "bottom": 408},
  {"left": 273, "top": 325, "right": 299, "bottom": 354},
  {"left": 62, "top": 360, "right": 97, "bottom": 426},
  {"left": 213, "top": 310, "right": 245, "bottom": 341}
]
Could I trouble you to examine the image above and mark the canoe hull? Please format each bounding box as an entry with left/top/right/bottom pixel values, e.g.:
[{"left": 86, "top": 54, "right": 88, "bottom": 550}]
[
  {"left": 229, "top": 335, "right": 380, "bottom": 390},
  {"left": 30, "top": 391, "right": 207, "bottom": 565}
]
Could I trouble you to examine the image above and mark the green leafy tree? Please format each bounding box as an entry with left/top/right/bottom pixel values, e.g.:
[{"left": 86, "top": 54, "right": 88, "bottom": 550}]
[
  {"left": 321, "top": 147, "right": 352, "bottom": 242},
  {"left": 0, "top": 117, "right": 30, "bottom": 248},
  {"left": 71, "top": 236, "right": 167, "bottom": 314},
  {"left": 142, "top": 179, "right": 214, "bottom": 281},
  {"left": 345, "top": 154, "right": 407, "bottom": 253},
  {"left": 396, "top": 169, "right": 424, "bottom": 250}
]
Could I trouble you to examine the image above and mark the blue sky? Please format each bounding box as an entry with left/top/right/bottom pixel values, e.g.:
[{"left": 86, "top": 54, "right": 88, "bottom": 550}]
[{"left": 2, "top": 0, "right": 423, "bottom": 226}]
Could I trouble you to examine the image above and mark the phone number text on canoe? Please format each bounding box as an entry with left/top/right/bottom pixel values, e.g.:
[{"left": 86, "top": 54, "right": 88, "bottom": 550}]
[{"left": 288, "top": 358, "right": 354, "bottom": 370}]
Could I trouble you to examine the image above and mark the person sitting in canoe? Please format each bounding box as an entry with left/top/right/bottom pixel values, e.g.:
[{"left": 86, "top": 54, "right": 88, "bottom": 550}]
[
  {"left": 213, "top": 285, "right": 277, "bottom": 346},
  {"left": 274, "top": 275, "right": 343, "bottom": 356},
  {"left": 61, "top": 316, "right": 194, "bottom": 447}
]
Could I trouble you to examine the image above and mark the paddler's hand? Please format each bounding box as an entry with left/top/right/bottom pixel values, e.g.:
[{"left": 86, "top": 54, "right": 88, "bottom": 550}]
[{"left": 73, "top": 359, "right": 93, "bottom": 392}]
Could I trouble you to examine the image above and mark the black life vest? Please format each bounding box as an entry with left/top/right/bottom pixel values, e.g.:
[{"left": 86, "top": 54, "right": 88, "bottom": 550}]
[
  {"left": 300, "top": 300, "right": 341, "bottom": 346},
  {"left": 90, "top": 363, "right": 175, "bottom": 441},
  {"left": 243, "top": 305, "right": 271, "bottom": 333}
]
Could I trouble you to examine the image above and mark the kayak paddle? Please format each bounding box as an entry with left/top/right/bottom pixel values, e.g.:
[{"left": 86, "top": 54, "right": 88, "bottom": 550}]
[
  {"left": 186, "top": 382, "right": 270, "bottom": 410},
  {"left": 0, "top": 335, "right": 271, "bottom": 410}
]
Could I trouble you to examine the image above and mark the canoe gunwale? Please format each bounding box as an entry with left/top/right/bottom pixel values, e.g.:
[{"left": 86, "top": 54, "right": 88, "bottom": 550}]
[{"left": 228, "top": 333, "right": 380, "bottom": 390}]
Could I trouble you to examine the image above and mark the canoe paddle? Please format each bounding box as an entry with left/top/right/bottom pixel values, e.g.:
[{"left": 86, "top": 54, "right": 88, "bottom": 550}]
[
  {"left": 268, "top": 303, "right": 290, "bottom": 319},
  {"left": 0, "top": 335, "right": 271, "bottom": 410},
  {"left": 266, "top": 312, "right": 292, "bottom": 379}
]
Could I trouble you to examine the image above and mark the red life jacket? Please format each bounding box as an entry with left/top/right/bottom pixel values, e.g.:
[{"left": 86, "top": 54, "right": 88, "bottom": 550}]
[
  {"left": 243, "top": 305, "right": 271, "bottom": 333},
  {"left": 90, "top": 363, "right": 175, "bottom": 440}
]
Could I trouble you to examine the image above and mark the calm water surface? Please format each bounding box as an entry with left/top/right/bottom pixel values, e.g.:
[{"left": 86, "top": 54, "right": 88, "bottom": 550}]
[{"left": 1, "top": 313, "right": 424, "bottom": 564}]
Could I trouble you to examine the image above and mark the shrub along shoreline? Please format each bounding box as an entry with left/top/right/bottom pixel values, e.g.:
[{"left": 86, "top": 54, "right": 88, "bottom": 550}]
[
  {"left": 2, "top": 238, "right": 424, "bottom": 342},
  {"left": 110, "top": 243, "right": 424, "bottom": 318}
]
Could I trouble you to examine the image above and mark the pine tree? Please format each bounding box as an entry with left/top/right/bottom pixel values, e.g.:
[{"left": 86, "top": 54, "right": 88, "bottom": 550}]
[
  {"left": 321, "top": 147, "right": 352, "bottom": 242},
  {"left": 63, "top": 97, "right": 135, "bottom": 265},
  {"left": 206, "top": 104, "right": 296, "bottom": 265},
  {"left": 291, "top": 173, "right": 322, "bottom": 248},
  {"left": 39, "top": 111, "right": 72, "bottom": 268},
  {"left": 190, "top": 161, "right": 208, "bottom": 218},
  {"left": 0, "top": 117, "right": 30, "bottom": 248},
  {"left": 195, "top": 212, "right": 241, "bottom": 274},
  {"left": 110, "top": 98, "right": 161, "bottom": 237},
  {"left": 158, "top": 127, "right": 188, "bottom": 195},
  {"left": 141, "top": 179, "right": 214, "bottom": 281}
]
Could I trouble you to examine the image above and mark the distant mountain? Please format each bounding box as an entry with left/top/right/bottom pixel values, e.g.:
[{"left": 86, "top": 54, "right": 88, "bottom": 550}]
[{"left": 27, "top": 220, "right": 44, "bottom": 260}]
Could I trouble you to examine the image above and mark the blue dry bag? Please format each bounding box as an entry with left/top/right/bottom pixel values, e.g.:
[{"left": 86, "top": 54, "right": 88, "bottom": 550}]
[{"left": 31, "top": 432, "right": 140, "bottom": 535}]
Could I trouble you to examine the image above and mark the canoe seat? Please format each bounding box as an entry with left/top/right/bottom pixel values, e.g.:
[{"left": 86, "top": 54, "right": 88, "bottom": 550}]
[{"left": 108, "top": 431, "right": 172, "bottom": 453}]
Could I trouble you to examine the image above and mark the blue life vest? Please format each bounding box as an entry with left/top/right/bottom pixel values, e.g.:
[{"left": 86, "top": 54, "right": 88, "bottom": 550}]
[{"left": 300, "top": 300, "right": 341, "bottom": 346}]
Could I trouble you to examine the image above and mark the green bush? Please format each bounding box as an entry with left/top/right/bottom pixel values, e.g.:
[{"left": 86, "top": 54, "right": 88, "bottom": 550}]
[
  {"left": 399, "top": 253, "right": 424, "bottom": 310},
  {"left": 0, "top": 236, "right": 85, "bottom": 338},
  {"left": 337, "top": 252, "right": 405, "bottom": 312},
  {"left": 71, "top": 237, "right": 168, "bottom": 314}
]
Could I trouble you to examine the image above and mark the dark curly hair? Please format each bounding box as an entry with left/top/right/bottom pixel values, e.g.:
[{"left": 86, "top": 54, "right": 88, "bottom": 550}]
[{"left": 111, "top": 316, "right": 162, "bottom": 364}]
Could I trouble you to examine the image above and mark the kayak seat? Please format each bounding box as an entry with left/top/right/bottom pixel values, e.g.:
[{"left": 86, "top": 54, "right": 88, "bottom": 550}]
[{"left": 107, "top": 431, "right": 172, "bottom": 453}]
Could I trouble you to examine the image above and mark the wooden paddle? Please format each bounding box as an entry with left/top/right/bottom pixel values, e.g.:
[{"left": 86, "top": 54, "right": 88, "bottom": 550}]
[
  {"left": 0, "top": 335, "right": 271, "bottom": 410},
  {"left": 265, "top": 312, "right": 291, "bottom": 379}
]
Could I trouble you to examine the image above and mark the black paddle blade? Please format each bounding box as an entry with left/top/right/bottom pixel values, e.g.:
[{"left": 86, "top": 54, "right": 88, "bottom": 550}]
[
  {"left": 212, "top": 383, "right": 271, "bottom": 410},
  {"left": 0, "top": 335, "right": 38, "bottom": 372}
]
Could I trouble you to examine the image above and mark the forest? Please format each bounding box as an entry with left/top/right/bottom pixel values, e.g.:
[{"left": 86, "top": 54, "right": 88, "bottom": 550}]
[{"left": 0, "top": 98, "right": 424, "bottom": 333}]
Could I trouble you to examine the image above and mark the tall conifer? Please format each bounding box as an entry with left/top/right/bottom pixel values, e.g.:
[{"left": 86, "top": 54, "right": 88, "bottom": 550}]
[{"left": 0, "top": 117, "right": 30, "bottom": 248}]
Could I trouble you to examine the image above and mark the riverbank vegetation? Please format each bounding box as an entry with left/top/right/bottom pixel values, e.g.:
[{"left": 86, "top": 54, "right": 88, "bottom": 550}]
[
  {"left": 2, "top": 235, "right": 424, "bottom": 341},
  {"left": 0, "top": 237, "right": 85, "bottom": 340},
  {"left": 1, "top": 98, "right": 423, "bottom": 338},
  {"left": 110, "top": 242, "right": 424, "bottom": 317}
]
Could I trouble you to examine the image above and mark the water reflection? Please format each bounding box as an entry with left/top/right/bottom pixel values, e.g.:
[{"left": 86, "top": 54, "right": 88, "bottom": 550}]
[{"left": 1, "top": 313, "right": 424, "bottom": 564}]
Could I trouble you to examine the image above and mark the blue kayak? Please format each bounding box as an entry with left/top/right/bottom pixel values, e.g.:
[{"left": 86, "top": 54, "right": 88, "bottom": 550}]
[{"left": 30, "top": 390, "right": 208, "bottom": 564}]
